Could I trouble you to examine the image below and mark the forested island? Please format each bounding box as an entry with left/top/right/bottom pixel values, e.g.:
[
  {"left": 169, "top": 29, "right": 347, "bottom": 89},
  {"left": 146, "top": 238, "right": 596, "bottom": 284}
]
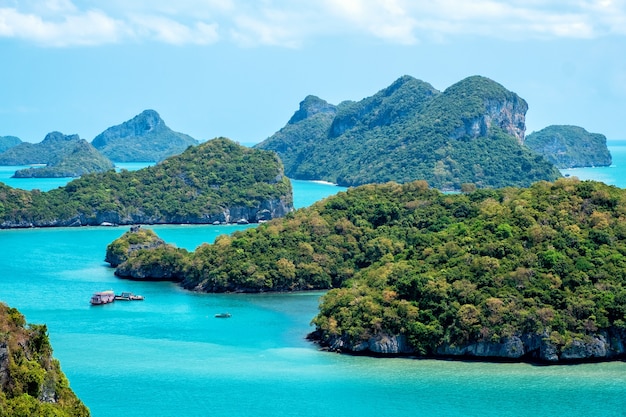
[
  {"left": 256, "top": 75, "right": 561, "bottom": 190},
  {"left": 0, "top": 138, "right": 292, "bottom": 228},
  {"left": 106, "top": 177, "right": 626, "bottom": 363},
  {"left": 92, "top": 109, "right": 198, "bottom": 162},
  {"left": 0, "top": 136, "right": 22, "bottom": 153},
  {"left": 0, "top": 132, "right": 114, "bottom": 178},
  {"left": 0, "top": 303, "right": 90, "bottom": 416},
  {"left": 525, "top": 125, "right": 612, "bottom": 168}
]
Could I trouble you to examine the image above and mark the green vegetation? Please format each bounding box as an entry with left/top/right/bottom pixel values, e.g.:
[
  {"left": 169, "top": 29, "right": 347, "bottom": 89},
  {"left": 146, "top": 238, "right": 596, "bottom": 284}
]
[
  {"left": 0, "top": 303, "right": 90, "bottom": 416},
  {"left": 525, "top": 125, "right": 612, "bottom": 168},
  {"left": 13, "top": 140, "right": 114, "bottom": 178},
  {"left": 92, "top": 109, "right": 198, "bottom": 162},
  {"left": 110, "top": 177, "right": 626, "bottom": 357},
  {"left": 0, "top": 132, "right": 113, "bottom": 178},
  {"left": 0, "top": 136, "right": 22, "bottom": 153},
  {"left": 0, "top": 138, "right": 292, "bottom": 227},
  {"left": 257, "top": 75, "right": 562, "bottom": 190}
]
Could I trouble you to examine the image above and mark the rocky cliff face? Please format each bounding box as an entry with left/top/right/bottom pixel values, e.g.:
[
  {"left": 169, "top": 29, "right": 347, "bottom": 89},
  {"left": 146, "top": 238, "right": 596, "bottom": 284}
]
[
  {"left": 310, "top": 327, "right": 626, "bottom": 363},
  {"left": 257, "top": 75, "right": 560, "bottom": 190},
  {"left": 451, "top": 97, "right": 527, "bottom": 144},
  {"left": 288, "top": 95, "right": 337, "bottom": 125},
  {"left": 0, "top": 196, "right": 292, "bottom": 229}
]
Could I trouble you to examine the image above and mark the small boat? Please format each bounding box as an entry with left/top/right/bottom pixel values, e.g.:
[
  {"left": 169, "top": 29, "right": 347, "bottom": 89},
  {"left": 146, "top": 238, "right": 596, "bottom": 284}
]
[
  {"left": 215, "top": 313, "right": 231, "bottom": 318},
  {"left": 90, "top": 290, "right": 115, "bottom": 305},
  {"left": 114, "top": 292, "right": 144, "bottom": 301}
]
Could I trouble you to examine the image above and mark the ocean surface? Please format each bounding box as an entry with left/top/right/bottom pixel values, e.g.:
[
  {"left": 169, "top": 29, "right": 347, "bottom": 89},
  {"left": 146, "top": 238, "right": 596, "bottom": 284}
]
[{"left": 1, "top": 148, "right": 626, "bottom": 417}]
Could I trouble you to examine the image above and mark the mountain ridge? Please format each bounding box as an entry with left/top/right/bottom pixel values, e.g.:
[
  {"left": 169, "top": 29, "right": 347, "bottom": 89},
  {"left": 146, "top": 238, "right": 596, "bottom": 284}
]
[{"left": 256, "top": 75, "right": 561, "bottom": 190}]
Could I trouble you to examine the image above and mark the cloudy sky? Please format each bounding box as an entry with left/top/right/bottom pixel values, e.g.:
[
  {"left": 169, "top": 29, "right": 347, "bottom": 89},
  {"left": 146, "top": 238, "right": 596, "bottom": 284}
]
[{"left": 1, "top": 0, "right": 625, "bottom": 143}]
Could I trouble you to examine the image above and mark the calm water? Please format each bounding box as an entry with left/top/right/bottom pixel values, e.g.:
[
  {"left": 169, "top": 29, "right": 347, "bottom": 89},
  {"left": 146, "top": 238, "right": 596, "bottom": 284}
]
[{"left": 1, "top": 151, "right": 626, "bottom": 416}]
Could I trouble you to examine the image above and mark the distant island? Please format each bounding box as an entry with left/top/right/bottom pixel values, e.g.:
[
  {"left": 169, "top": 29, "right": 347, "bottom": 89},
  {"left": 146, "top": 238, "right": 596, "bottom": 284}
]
[
  {"left": 0, "top": 131, "right": 114, "bottom": 178},
  {"left": 92, "top": 109, "right": 198, "bottom": 162},
  {"left": 0, "top": 135, "right": 22, "bottom": 153},
  {"left": 256, "top": 75, "right": 562, "bottom": 190},
  {"left": 0, "top": 138, "right": 292, "bottom": 228},
  {"left": 525, "top": 125, "right": 612, "bottom": 168},
  {"left": 105, "top": 177, "right": 626, "bottom": 363},
  {"left": 0, "top": 302, "right": 90, "bottom": 415}
]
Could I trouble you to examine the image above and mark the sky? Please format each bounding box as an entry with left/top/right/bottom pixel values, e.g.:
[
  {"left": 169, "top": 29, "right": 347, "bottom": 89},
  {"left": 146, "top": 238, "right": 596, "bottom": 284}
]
[{"left": 1, "top": 0, "right": 625, "bottom": 144}]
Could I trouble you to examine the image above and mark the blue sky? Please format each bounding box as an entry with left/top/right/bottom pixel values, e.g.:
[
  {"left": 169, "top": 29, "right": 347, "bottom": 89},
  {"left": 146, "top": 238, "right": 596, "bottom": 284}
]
[{"left": 1, "top": 0, "right": 625, "bottom": 144}]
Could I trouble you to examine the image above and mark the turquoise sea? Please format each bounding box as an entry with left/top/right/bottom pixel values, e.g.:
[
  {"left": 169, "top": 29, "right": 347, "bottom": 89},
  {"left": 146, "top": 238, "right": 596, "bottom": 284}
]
[{"left": 1, "top": 149, "right": 626, "bottom": 417}]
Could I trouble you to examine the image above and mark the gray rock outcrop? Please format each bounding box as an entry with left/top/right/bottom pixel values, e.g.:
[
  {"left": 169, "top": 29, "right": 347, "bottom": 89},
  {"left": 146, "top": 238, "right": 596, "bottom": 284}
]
[{"left": 313, "top": 327, "right": 626, "bottom": 363}]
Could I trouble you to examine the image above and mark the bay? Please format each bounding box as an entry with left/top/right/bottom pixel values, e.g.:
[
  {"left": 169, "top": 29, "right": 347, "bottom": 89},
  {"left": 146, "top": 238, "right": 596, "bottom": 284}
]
[{"left": 1, "top": 147, "right": 626, "bottom": 417}]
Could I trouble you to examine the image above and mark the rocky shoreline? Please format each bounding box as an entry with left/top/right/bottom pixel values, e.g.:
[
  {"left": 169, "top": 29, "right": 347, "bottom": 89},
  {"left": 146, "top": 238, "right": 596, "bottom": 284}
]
[{"left": 308, "top": 326, "right": 626, "bottom": 364}]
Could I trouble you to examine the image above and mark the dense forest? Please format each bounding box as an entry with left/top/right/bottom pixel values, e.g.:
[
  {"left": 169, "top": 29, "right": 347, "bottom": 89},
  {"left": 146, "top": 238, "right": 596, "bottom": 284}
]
[
  {"left": 0, "top": 138, "right": 292, "bottom": 228},
  {"left": 0, "top": 303, "right": 90, "bottom": 416},
  {"left": 256, "top": 75, "right": 562, "bottom": 190},
  {"left": 107, "top": 177, "right": 626, "bottom": 361},
  {"left": 525, "top": 125, "right": 612, "bottom": 168}
]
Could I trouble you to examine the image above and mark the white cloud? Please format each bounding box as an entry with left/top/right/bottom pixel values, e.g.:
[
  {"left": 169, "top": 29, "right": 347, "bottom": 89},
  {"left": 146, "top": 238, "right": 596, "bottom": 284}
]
[
  {"left": 0, "top": 0, "right": 624, "bottom": 47},
  {"left": 0, "top": 7, "right": 124, "bottom": 46},
  {"left": 129, "top": 15, "right": 219, "bottom": 45}
]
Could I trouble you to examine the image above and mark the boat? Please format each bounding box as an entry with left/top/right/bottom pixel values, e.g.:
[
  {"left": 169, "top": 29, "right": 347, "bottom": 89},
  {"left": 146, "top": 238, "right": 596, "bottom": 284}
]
[
  {"left": 214, "top": 313, "right": 231, "bottom": 318},
  {"left": 114, "top": 292, "right": 144, "bottom": 301},
  {"left": 90, "top": 290, "right": 115, "bottom": 305}
]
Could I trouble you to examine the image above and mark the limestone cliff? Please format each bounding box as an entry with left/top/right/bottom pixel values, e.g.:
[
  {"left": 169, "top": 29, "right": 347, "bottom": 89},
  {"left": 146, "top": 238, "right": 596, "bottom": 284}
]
[
  {"left": 310, "top": 327, "right": 626, "bottom": 363},
  {"left": 256, "top": 75, "right": 561, "bottom": 190}
]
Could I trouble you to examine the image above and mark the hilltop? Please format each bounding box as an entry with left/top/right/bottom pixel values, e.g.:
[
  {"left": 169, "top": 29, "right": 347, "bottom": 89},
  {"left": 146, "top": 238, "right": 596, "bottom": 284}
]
[
  {"left": 525, "top": 125, "right": 612, "bottom": 168},
  {"left": 0, "top": 138, "right": 292, "bottom": 228},
  {"left": 256, "top": 75, "right": 561, "bottom": 190},
  {"left": 92, "top": 109, "right": 199, "bottom": 162},
  {"left": 0, "top": 136, "right": 22, "bottom": 153}
]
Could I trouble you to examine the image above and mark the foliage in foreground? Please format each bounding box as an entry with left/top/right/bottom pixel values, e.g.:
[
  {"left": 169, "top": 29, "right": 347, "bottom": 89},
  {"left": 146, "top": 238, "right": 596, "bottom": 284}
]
[
  {"left": 111, "top": 177, "right": 626, "bottom": 355},
  {"left": 0, "top": 303, "right": 90, "bottom": 416}
]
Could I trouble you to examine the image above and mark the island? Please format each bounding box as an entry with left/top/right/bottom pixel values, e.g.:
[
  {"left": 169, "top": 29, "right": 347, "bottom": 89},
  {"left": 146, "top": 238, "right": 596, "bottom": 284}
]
[
  {"left": 0, "top": 138, "right": 292, "bottom": 228},
  {"left": 0, "top": 131, "right": 114, "bottom": 178},
  {"left": 255, "top": 75, "right": 562, "bottom": 190},
  {"left": 524, "top": 125, "right": 612, "bottom": 168},
  {"left": 91, "top": 109, "right": 199, "bottom": 162},
  {"left": 106, "top": 177, "right": 626, "bottom": 363},
  {"left": 0, "top": 135, "right": 22, "bottom": 153},
  {"left": 0, "top": 303, "right": 90, "bottom": 416}
]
